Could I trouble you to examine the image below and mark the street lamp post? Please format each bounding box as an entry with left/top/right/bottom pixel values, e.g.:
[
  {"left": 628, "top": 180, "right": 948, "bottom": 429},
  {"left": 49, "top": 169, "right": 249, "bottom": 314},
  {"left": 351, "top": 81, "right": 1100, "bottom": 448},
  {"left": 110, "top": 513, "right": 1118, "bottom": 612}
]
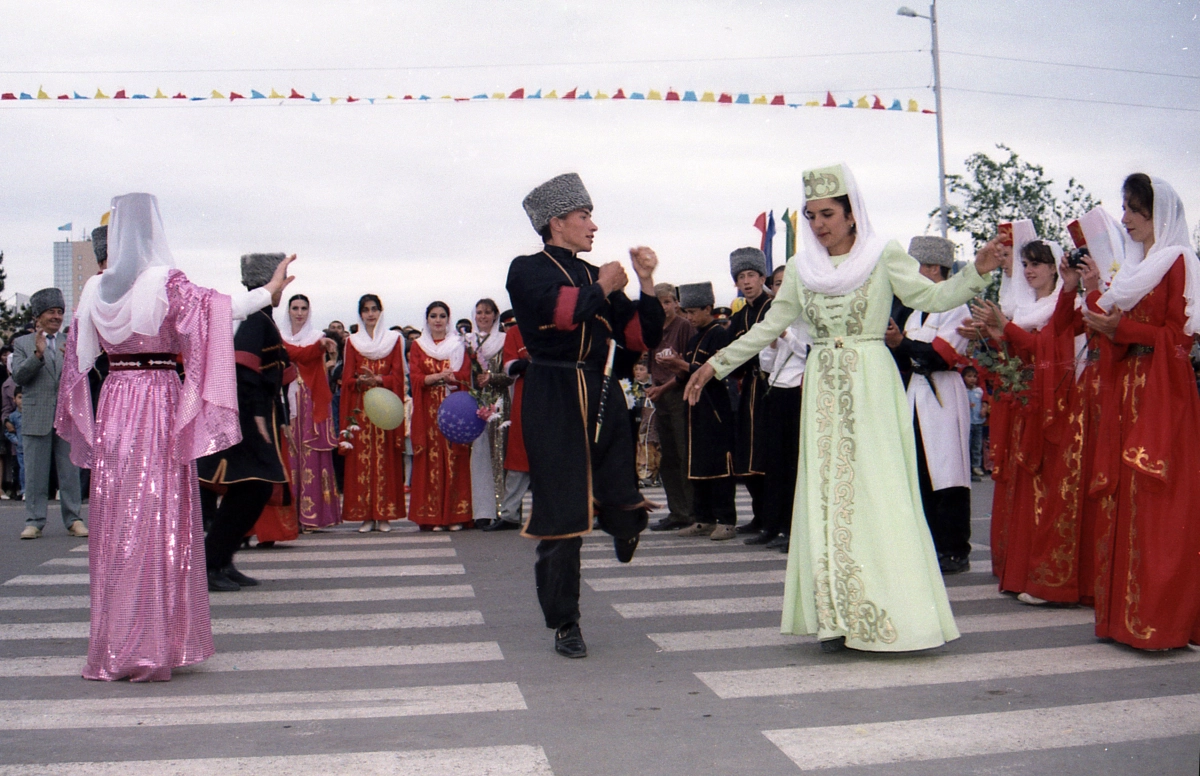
[{"left": 898, "top": 2, "right": 948, "bottom": 238}]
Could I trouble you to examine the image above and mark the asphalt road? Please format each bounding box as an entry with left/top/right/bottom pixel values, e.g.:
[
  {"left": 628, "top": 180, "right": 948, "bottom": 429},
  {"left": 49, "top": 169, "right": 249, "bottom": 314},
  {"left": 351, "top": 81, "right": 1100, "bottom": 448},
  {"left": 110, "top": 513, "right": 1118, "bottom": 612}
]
[{"left": 0, "top": 484, "right": 1197, "bottom": 775}]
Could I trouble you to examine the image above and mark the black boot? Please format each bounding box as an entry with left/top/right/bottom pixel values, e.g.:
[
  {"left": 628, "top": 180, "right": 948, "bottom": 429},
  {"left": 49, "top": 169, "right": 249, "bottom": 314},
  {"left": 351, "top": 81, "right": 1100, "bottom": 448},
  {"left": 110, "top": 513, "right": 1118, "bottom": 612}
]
[
  {"left": 222, "top": 564, "right": 259, "bottom": 587},
  {"left": 554, "top": 622, "right": 588, "bottom": 658},
  {"left": 744, "top": 531, "right": 777, "bottom": 546},
  {"left": 614, "top": 536, "right": 639, "bottom": 563},
  {"left": 207, "top": 568, "right": 240, "bottom": 592}
]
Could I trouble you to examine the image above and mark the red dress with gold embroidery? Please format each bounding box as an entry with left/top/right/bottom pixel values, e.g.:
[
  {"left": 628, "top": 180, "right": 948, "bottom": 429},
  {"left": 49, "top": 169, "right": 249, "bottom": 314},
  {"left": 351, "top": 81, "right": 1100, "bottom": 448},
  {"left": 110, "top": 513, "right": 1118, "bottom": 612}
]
[
  {"left": 339, "top": 340, "right": 407, "bottom": 523},
  {"left": 1090, "top": 257, "right": 1200, "bottom": 649},
  {"left": 407, "top": 341, "right": 473, "bottom": 527},
  {"left": 991, "top": 291, "right": 1085, "bottom": 602}
]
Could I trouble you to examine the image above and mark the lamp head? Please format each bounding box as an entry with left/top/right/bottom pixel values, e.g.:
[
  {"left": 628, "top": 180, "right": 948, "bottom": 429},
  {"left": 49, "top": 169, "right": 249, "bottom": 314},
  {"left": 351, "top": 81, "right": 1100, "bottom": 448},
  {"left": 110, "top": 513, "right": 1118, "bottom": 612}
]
[{"left": 897, "top": 6, "right": 920, "bottom": 16}]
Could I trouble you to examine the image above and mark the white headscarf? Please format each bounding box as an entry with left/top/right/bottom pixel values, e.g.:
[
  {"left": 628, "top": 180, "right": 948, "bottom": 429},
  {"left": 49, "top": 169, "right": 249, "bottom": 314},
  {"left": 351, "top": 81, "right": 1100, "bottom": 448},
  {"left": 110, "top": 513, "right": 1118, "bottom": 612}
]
[
  {"left": 1077, "top": 206, "right": 1127, "bottom": 288},
  {"left": 794, "top": 163, "right": 889, "bottom": 297},
  {"left": 415, "top": 312, "right": 466, "bottom": 371},
  {"left": 999, "top": 220, "right": 1059, "bottom": 331},
  {"left": 348, "top": 301, "right": 402, "bottom": 361},
  {"left": 469, "top": 314, "right": 505, "bottom": 365},
  {"left": 277, "top": 295, "right": 324, "bottom": 347},
  {"left": 1099, "top": 177, "right": 1200, "bottom": 335},
  {"left": 73, "top": 193, "right": 176, "bottom": 370}
]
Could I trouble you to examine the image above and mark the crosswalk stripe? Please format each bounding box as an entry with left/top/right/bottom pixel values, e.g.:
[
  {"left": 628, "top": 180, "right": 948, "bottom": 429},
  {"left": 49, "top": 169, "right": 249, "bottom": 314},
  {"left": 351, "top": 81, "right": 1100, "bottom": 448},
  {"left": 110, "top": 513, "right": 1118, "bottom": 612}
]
[
  {"left": 581, "top": 551, "right": 785, "bottom": 570},
  {"left": 763, "top": 693, "right": 1200, "bottom": 771},
  {"left": 0, "top": 682, "right": 526, "bottom": 730},
  {"left": 66, "top": 534, "right": 455, "bottom": 553},
  {"left": 0, "top": 611, "right": 485, "bottom": 640},
  {"left": 580, "top": 538, "right": 759, "bottom": 553},
  {"left": 0, "top": 641, "right": 504, "bottom": 678},
  {"left": 945, "top": 583, "right": 1004, "bottom": 602},
  {"left": 0, "top": 585, "right": 475, "bottom": 612},
  {"left": 647, "top": 610, "right": 1096, "bottom": 652},
  {"left": 0, "top": 745, "right": 554, "bottom": 775},
  {"left": 614, "top": 596, "right": 784, "bottom": 619},
  {"left": 43, "top": 547, "right": 458, "bottom": 567},
  {"left": 587, "top": 569, "right": 784, "bottom": 592},
  {"left": 3, "top": 564, "right": 466, "bottom": 586},
  {"left": 696, "top": 643, "right": 1200, "bottom": 699}
]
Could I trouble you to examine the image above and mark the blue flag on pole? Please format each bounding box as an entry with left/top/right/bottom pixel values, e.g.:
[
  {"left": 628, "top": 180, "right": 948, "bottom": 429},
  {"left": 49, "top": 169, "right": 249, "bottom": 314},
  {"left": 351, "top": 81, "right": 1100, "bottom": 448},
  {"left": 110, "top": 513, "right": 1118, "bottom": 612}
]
[
  {"left": 763, "top": 211, "right": 776, "bottom": 274},
  {"left": 57, "top": 222, "right": 72, "bottom": 232}
]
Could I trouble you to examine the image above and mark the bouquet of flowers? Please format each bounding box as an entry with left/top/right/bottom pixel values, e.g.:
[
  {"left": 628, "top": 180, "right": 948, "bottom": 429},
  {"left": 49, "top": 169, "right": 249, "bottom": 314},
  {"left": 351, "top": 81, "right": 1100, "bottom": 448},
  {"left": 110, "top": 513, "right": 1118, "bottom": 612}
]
[{"left": 971, "top": 341, "right": 1032, "bottom": 404}]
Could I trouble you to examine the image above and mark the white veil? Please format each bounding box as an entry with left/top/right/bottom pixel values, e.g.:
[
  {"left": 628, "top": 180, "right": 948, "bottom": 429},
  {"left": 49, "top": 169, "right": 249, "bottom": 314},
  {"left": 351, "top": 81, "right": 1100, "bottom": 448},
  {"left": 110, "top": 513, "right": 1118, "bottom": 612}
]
[
  {"left": 73, "top": 193, "right": 175, "bottom": 370},
  {"left": 349, "top": 306, "right": 402, "bottom": 361},
  {"left": 277, "top": 295, "right": 324, "bottom": 347},
  {"left": 793, "top": 163, "right": 889, "bottom": 297},
  {"left": 1099, "top": 177, "right": 1200, "bottom": 335}
]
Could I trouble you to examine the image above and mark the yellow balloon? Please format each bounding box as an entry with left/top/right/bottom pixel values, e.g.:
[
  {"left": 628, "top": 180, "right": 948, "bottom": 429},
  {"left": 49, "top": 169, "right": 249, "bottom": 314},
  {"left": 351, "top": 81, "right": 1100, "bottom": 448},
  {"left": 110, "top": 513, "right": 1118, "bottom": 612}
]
[{"left": 362, "top": 387, "right": 405, "bottom": 430}]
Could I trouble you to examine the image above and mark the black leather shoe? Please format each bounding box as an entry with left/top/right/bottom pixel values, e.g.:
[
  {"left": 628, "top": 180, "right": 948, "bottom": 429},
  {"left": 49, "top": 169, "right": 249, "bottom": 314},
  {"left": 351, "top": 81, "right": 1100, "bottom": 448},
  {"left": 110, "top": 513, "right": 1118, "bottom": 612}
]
[
  {"left": 614, "top": 536, "right": 639, "bottom": 563},
  {"left": 649, "top": 517, "right": 691, "bottom": 532},
  {"left": 207, "top": 569, "right": 240, "bottom": 592},
  {"left": 734, "top": 521, "right": 761, "bottom": 535},
  {"left": 482, "top": 519, "right": 520, "bottom": 532},
  {"left": 939, "top": 555, "right": 970, "bottom": 574},
  {"left": 766, "top": 534, "right": 789, "bottom": 550},
  {"left": 744, "top": 531, "right": 777, "bottom": 546},
  {"left": 819, "top": 636, "right": 847, "bottom": 653},
  {"left": 554, "top": 622, "right": 588, "bottom": 658},
  {"left": 222, "top": 564, "right": 259, "bottom": 587},
  {"left": 473, "top": 518, "right": 492, "bottom": 529}
]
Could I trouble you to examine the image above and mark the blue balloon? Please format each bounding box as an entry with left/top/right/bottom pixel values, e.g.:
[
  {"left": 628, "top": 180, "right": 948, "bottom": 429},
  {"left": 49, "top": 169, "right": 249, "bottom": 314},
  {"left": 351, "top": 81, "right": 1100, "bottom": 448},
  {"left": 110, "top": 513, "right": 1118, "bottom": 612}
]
[{"left": 437, "top": 391, "right": 487, "bottom": 445}]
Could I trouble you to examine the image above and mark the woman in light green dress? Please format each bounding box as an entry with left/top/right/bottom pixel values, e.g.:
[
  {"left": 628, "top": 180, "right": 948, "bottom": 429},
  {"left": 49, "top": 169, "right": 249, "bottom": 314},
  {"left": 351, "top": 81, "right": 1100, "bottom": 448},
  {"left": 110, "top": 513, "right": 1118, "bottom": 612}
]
[{"left": 685, "top": 163, "right": 1003, "bottom": 652}]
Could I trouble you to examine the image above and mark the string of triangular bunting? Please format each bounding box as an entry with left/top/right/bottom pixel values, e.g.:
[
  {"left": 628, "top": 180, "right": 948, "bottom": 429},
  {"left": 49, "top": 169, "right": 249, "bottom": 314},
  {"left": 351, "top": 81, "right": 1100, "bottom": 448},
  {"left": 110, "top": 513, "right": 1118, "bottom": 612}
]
[{"left": 0, "top": 86, "right": 934, "bottom": 112}]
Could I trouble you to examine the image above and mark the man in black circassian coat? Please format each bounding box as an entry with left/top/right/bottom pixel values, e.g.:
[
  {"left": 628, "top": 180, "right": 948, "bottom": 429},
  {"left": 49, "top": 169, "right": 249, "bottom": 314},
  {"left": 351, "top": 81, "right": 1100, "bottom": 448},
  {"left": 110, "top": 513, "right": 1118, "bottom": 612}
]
[
  {"left": 198, "top": 252, "right": 295, "bottom": 593},
  {"left": 505, "top": 172, "right": 665, "bottom": 659}
]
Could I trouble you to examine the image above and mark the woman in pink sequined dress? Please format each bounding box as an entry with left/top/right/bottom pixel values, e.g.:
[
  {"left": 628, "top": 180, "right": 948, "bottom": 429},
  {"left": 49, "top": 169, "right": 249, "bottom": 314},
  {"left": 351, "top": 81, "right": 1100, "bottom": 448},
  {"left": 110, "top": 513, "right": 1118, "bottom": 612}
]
[{"left": 56, "top": 193, "right": 240, "bottom": 681}]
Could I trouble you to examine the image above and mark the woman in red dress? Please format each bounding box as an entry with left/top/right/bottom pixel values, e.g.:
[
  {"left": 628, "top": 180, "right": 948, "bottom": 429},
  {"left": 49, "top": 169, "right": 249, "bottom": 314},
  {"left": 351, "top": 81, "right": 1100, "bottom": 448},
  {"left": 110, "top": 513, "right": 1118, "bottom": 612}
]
[
  {"left": 1082, "top": 174, "right": 1200, "bottom": 650},
  {"left": 340, "top": 294, "right": 406, "bottom": 532},
  {"left": 976, "top": 230, "right": 1083, "bottom": 605},
  {"left": 408, "top": 301, "right": 473, "bottom": 531}
]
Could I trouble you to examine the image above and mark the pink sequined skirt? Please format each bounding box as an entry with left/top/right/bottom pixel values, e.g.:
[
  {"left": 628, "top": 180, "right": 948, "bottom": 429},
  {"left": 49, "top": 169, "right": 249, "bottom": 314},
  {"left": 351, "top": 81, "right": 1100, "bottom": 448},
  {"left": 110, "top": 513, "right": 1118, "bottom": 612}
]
[{"left": 84, "top": 369, "right": 214, "bottom": 681}]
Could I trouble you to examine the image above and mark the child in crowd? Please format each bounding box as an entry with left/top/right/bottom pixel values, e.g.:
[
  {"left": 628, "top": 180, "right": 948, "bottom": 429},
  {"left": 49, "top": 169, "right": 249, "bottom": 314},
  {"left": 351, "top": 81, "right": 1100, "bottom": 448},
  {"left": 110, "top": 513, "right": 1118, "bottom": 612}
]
[
  {"left": 627, "top": 359, "right": 660, "bottom": 487},
  {"left": 4, "top": 388, "right": 24, "bottom": 499},
  {"left": 963, "top": 366, "right": 987, "bottom": 480}
]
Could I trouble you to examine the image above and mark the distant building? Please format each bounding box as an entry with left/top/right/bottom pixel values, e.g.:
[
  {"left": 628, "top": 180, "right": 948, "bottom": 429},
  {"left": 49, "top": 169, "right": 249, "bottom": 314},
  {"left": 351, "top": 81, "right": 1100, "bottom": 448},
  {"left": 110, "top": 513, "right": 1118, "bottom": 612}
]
[{"left": 52, "top": 238, "right": 98, "bottom": 316}]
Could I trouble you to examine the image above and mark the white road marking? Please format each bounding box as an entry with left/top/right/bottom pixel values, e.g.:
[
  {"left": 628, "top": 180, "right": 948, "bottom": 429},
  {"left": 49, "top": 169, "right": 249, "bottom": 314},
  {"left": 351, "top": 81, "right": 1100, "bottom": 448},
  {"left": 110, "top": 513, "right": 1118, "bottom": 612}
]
[
  {"left": 764, "top": 694, "right": 1200, "bottom": 770},
  {"left": 581, "top": 551, "right": 785, "bottom": 570},
  {"left": 586, "top": 570, "right": 784, "bottom": 592},
  {"left": 0, "top": 585, "right": 474, "bottom": 611},
  {"left": 613, "top": 596, "right": 785, "bottom": 619},
  {"left": 696, "top": 643, "right": 1200, "bottom": 699},
  {"left": 3, "top": 565, "right": 466, "bottom": 586},
  {"left": 0, "top": 745, "right": 555, "bottom": 775},
  {"left": 42, "top": 548, "right": 458, "bottom": 567},
  {"left": 0, "top": 683, "right": 526, "bottom": 729}
]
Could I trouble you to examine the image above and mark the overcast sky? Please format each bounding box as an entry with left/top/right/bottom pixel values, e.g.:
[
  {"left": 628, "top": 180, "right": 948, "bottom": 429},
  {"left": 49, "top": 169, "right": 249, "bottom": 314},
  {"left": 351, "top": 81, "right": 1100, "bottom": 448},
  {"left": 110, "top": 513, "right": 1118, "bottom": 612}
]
[{"left": 2, "top": 1, "right": 1196, "bottom": 329}]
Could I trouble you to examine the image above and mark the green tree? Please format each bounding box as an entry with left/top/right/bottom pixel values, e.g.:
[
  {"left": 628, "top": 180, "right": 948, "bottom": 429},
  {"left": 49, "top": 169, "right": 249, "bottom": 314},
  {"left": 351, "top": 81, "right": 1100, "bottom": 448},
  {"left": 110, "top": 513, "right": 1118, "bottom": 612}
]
[
  {"left": 937, "top": 144, "right": 1100, "bottom": 250},
  {"left": 0, "top": 252, "right": 30, "bottom": 342}
]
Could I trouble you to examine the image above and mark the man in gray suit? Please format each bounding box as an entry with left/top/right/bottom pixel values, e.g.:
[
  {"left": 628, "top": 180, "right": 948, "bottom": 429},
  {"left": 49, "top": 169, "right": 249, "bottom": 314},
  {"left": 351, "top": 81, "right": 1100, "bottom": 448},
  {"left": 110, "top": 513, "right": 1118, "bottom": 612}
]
[{"left": 12, "top": 288, "right": 86, "bottom": 540}]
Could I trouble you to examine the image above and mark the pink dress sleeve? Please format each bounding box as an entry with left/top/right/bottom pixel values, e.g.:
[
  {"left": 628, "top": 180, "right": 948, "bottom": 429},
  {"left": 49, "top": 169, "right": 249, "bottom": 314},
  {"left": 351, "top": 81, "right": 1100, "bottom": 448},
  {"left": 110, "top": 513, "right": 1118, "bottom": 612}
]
[
  {"left": 54, "top": 324, "right": 95, "bottom": 469},
  {"left": 171, "top": 274, "right": 242, "bottom": 461}
]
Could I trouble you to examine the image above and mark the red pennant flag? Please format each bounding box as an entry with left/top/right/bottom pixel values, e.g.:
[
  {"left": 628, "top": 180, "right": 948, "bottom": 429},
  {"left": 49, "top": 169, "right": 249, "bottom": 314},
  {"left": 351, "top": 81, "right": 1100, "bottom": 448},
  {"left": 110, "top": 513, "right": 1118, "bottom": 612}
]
[
  {"left": 173, "top": 92, "right": 187, "bottom": 99},
  {"left": 404, "top": 95, "right": 414, "bottom": 100},
  {"left": 872, "top": 95, "right": 885, "bottom": 109},
  {"left": 509, "top": 88, "right": 525, "bottom": 99},
  {"left": 57, "top": 94, "right": 70, "bottom": 100},
  {"left": 347, "top": 96, "right": 359, "bottom": 102},
  {"left": 665, "top": 89, "right": 680, "bottom": 101},
  {"left": 113, "top": 90, "right": 127, "bottom": 99},
  {"left": 1, "top": 93, "right": 15, "bottom": 100},
  {"left": 922, "top": 109, "right": 936, "bottom": 114},
  {"left": 718, "top": 93, "right": 733, "bottom": 104},
  {"left": 753, "top": 213, "right": 768, "bottom": 249},
  {"left": 824, "top": 92, "right": 836, "bottom": 107},
  {"left": 563, "top": 88, "right": 577, "bottom": 99},
  {"left": 230, "top": 92, "right": 244, "bottom": 100},
  {"left": 289, "top": 89, "right": 305, "bottom": 99},
  {"left": 770, "top": 94, "right": 785, "bottom": 105},
  {"left": 613, "top": 88, "right": 626, "bottom": 99}
]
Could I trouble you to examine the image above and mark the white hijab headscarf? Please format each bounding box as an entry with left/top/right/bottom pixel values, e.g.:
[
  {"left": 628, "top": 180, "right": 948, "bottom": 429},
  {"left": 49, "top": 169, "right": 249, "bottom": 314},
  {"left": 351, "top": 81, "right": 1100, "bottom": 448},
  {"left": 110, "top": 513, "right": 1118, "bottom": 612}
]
[
  {"left": 348, "top": 299, "right": 402, "bottom": 361},
  {"left": 416, "top": 304, "right": 466, "bottom": 370},
  {"left": 999, "top": 219, "right": 1059, "bottom": 331},
  {"left": 73, "top": 193, "right": 176, "bottom": 370},
  {"left": 469, "top": 310, "right": 505, "bottom": 365},
  {"left": 1099, "top": 176, "right": 1200, "bottom": 335},
  {"left": 794, "top": 163, "right": 889, "bottom": 297},
  {"left": 277, "top": 295, "right": 323, "bottom": 347}
]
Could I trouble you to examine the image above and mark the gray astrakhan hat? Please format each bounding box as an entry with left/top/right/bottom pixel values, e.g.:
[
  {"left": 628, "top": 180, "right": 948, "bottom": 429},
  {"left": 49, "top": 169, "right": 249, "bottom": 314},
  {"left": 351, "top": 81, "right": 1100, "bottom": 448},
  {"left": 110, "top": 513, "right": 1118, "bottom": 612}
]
[
  {"left": 240, "top": 252, "right": 286, "bottom": 290},
  {"left": 522, "top": 173, "right": 593, "bottom": 233},
  {"left": 729, "top": 247, "right": 767, "bottom": 280},
  {"left": 678, "top": 282, "right": 715, "bottom": 309},
  {"left": 91, "top": 225, "right": 108, "bottom": 265},
  {"left": 30, "top": 287, "right": 65, "bottom": 319},
  {"left": 908, "top": 236, "right": 956, "bottom": 269}
]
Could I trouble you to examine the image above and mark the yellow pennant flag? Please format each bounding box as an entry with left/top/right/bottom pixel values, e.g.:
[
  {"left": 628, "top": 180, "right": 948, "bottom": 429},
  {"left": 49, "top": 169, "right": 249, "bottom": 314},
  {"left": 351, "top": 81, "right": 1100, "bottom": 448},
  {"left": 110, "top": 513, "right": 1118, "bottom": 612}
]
[
  {"left": 595, "top": 91, "right": 609, "bottom": 99},
  {"left": 269, "top": 88, "right": 285, "bottom": 99},
  {"left": 752, "top": 95, "right": 768, "bottom": 105},
  {"left": 700, "top": 92, "right": 716, "bottom": 102},
  {"left": 386, "top": 94, "right": 396, "bottom": 100},
  {"left": 99, "top": 211, "right": 110, "bottom": 226},
  {"left": 37, "top": 87, "right": 50, "bottom": 99},
  {"left": 95, "top": 89, "right": 109, "bottom": 99},
  {"left": 647, "top": 89, "right": 662, "bottom": 100},
  {"left": 211, "top": 90, "right": 225, "bottom": 99},
  {"left": 907, "top": 99, "right": 919, "bottom": 112},
  {"left": 545, "top": 90, "right": 558, "bottom": 99},
  {"left": 856, "top": 96, "right": 869, "bottom": 108},
  {"left": 330, "top": 97, "right": 339, "bottom": 104},
  {"left": 154, "top": 88, "right": 167, "bottom": 99},
  {"left": 805, "top": 100, "right": 820, "bottom": 107},
  {"left": 491, "top": 92, "right": 505, "bottom": 99}
]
